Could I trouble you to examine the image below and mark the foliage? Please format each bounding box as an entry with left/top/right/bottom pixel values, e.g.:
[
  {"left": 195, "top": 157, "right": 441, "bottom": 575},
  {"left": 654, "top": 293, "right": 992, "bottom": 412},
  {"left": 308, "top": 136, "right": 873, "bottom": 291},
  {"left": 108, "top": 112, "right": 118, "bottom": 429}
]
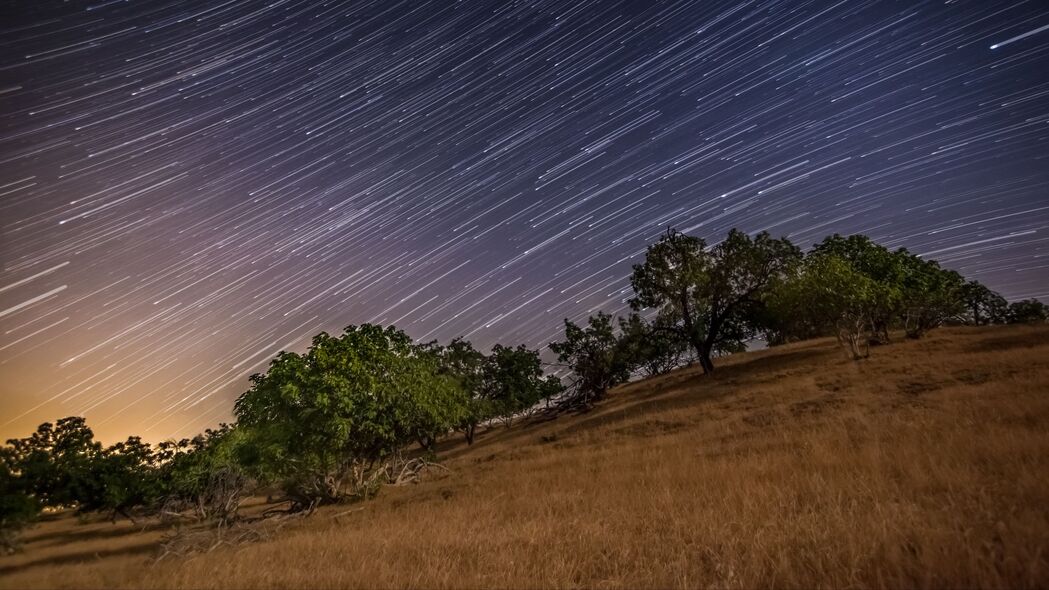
[
  {"left": 2, "top": 417, "right": 166, "bottom": 528},
  {"left": 232, "top": 324, "right": 467, "bottom": 507},
  {"left": 810, "top": 234, "right": 904, "bottom": 342},
  {"left": 617, "top": 313, "right": 689, "bottom": 377},
  {"left": 959, "top": 280, "right": 1009, "bottom": 326},
  {"left": 1007, "top": 299, "right": 1049, "bottom": 324},
  {"left": 155, "top": 424, "right": 247, "bottom": 523},
  {"left": 427, "top": 337, "right": 489, "bottom": 444},
  {"left": 482, "top": 344, "right": 562, "bottom": 427},
  {"left": 0, "top": 447, "right": 38, "bottom": 553},
  {"left": 630, "top": 228, "right": 801, "bottom": 373},
  {"left": 550, "top": 312, "right": 632, "bottom": 403},
  {"left": 775, "top": 255, "right": 894, "bottom": 359},
  {"left": 5, "top": 417, "right": 103, "bottom": 510},
  {"left": 897, "top": 253, "right": 966, "bottom": 339}
]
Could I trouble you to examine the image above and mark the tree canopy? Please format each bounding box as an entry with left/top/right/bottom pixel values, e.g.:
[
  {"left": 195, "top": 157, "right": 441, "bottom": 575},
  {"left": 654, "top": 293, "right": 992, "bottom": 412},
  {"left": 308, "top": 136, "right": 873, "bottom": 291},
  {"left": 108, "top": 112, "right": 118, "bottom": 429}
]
[{"left": 630, "top": 228, "right": 801, "bottom": 373}]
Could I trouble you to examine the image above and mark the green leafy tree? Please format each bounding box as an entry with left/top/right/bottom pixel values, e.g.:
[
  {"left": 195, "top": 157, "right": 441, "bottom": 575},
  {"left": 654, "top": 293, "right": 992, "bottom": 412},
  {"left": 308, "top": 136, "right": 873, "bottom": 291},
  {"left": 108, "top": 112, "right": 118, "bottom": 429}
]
[
  {"left": 810, "top": 234, "right": 904, "bottom": 342},
  {"left": 898, "top": 253, "right": 966, "bottom": 339},
  {"left": 5, "top": 417, "right": 103, "bottom": 510},
  {"left": 1007, "top": 299, "right": 1049, "bottom": 324},
  {"left": 550, "top": 312, "right": 631, "bottom": 403},
  {"left": 482, "top": 344, "right": 562, "bottom": 428},
  {"left": 155, "top": 424, "right": 247, "bottom": 523},
  {"left": 617, "top": 313, "right": 688, "bottom": 377},
  {"left": 959, "top": 280, "right": 1009, "bottom": 325},
  {"left": 428, "top": 338, "right": 488, "bottom": 444},
  {"left": 233, "top": 324, "right": 467, "bottom": 508},
  {"left": 630, "top": 228, "right": 801, "bottom": 373},
  {"left": 775, "top": 255, "right": 892, "bottom": 359},
  {"left": 0, "top": 447, "right": 38, "bottom": 553}
]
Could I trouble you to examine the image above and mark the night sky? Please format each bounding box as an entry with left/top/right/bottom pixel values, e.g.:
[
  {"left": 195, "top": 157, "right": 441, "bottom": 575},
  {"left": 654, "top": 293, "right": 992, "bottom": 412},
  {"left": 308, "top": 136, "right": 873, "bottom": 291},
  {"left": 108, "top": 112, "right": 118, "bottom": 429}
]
[{"left": 2, "top": 0, "right": 1048, "bottom": 443}]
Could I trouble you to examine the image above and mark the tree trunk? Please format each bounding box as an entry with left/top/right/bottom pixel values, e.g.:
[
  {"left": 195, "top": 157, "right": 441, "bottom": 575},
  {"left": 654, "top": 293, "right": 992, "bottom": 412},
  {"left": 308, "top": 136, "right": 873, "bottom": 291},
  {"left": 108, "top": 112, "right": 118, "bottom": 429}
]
[
  {"left": 464, "top": 424, "right": 475, "bottom": 445},
  {"left": 694, "top": 339, "right": 715, "bottom": 374}
]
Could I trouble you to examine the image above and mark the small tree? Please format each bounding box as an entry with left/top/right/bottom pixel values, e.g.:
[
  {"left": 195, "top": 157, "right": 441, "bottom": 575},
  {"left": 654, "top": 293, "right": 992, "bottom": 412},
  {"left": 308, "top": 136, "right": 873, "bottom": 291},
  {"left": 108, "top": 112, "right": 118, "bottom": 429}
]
[
  {"left": 898, "top": 253, "right": 966, "bottom": 339},
  {"left": 617, "top": 313, "right": 688, "bottom": 377},
  {"left": 155, "top": 424, "right": 247, "bottom": 523},
  {"left": 780, "top": 255, "right": 891, "bottom": 360},
  {"left": 550, "top": 312, "right": 631, "bottom": 404},
  {"left": 233, "top": 324, "right": 467, "bottom": 508},
  {"left": 960, "top": 280, "right": 1009, "bottom": 325},
  {"left": 482, "top": 344, "right": 562, "bottom": 428},
  {"left": 1007, "top": 299, "right": 1049, "bottom": 324},
  {"left": 630, "top": 228, "right": 801, "bottom": 373},
  {"left": 810, "top": 234, "right": 907, "bottom": 343},
  {"left": 0, "top": 447, "right": 38, "bottom": 553}
]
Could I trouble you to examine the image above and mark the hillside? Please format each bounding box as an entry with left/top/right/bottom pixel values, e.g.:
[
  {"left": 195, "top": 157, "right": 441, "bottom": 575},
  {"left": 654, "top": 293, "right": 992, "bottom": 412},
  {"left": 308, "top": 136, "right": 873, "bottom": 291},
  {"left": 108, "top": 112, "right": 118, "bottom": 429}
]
[{"left": 3, "top": 324, "right": 1049, "bottom": 589}]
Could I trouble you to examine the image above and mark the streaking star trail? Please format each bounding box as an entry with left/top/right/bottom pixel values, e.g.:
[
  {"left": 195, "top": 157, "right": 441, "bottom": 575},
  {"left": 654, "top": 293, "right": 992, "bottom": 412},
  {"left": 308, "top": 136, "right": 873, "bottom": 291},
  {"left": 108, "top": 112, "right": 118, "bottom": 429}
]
[{"left": 1, "top": 0, "right": 1048, "bottom": 442}]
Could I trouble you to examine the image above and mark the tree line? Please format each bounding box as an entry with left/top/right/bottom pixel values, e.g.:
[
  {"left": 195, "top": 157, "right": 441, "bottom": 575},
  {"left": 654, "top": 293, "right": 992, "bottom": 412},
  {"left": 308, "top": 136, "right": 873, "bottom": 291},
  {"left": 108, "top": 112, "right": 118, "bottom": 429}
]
[{"left": 3, "top": 229, "right": 1046, "bottom": 551}]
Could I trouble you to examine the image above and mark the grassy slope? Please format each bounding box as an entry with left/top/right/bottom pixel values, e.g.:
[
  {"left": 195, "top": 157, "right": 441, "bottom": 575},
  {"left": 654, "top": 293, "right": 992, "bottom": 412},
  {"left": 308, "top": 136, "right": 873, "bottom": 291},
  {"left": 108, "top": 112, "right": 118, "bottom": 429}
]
[{"left": 3, "top": 324, "right": 1049, "bottom": 589}]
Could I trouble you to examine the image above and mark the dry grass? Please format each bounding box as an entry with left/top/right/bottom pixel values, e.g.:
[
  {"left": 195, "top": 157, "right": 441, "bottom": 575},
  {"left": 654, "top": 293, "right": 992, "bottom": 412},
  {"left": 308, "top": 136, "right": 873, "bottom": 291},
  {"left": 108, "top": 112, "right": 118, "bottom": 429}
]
[{"left": 3, "top": 324, "right": 1049, "bottom": 589}]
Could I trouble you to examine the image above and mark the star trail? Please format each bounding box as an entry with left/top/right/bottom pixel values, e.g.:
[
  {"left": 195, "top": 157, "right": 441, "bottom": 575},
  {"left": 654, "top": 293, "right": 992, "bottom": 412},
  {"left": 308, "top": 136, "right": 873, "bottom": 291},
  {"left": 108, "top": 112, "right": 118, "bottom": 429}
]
[{"left": 1, "top": 0, "right": 1048, "bottom": 443}]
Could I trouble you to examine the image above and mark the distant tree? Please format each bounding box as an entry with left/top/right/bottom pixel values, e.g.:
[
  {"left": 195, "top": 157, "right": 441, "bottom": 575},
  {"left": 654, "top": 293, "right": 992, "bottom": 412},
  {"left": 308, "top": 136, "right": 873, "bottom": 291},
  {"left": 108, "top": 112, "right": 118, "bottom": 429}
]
[
  {"left": 617, "top": 313, "right": 688, "bottom": 377},
  {"left": 959, "top": 280, "right": 1009, "bottom": 325},
  {"left": 155, "top": 424, "right": 247, "bottom": 523},
  {"left": 5, "top": 417, "right": 103, "bottom": 511},
  {"left": 481, "top": 344, "right": 562, "bottom": 428},
  {"left": 3, "top": 417, "right": 162, "bottom": 522},
  {"left": 85, "top": 436, "right": 160, "bottom": 522},
  {"left": 810, "top": 234, "right": 904, "bottom": 343},
  {"left": 897, "top": 253, "right": 966, "bottom": 339},
  {"left": 0, "top": 447, "right": 38, "bottom": 553},
  {"left": 775, "top": 255, "right": 893, "bottom": 360},
  {"left": 429, "top": 338, "right": 489, "bottom": 445},
  {"left": 1007, "top": 299, "right": 1049, "bottom": 324},
  {"left": 629, "top": 228, "right": 801, "bottom": 373},
  {"left": 550, "top": 312, "right": 632, "bottom": 404},
  {"left": 233, "top": 324, "right": 467, "bottom": 508}
]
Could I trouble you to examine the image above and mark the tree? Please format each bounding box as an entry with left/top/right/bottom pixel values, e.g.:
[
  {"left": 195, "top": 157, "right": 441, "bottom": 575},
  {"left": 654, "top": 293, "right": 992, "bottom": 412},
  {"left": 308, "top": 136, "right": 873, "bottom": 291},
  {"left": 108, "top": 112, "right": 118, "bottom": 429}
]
[
  {"left": 630, "top": 228, "right": 801, "bottom": 373},
  {"left": 810, "top": 234, "right": 904, "bottom": 343},
  {"left": 959, "top": 280, "right": 1008, "bottom": 325},
  {"left": 0, "top": 447, "right": 38, "bottom": 553},
  {"left": 3, "top": 417, "right": 163, "bottom": 523},
  {"left": 1007, "top": 299, "right": 1049, "bottom": 324},
  {"left": 5, "top": 417, "right": 103, "bottom": 511},
  {"left": 897, "top": 253, "right": 966, "bottom": 339},
  {"left": 86, "top": 436, "right": 160, "bottom": 522},
  {"left": 232, "top": 324, "right": 467, "bottom": 508},
  {"left": 617, "top": 313, "right": 688, "bottom": 377},
  {"left": 482, "top": 344, "right": 562, "bottom": 428},
  {"left": 550, "top": 312, "right": 631, "bottom": 404},
  {"left": 428, "top": 338, "right": 488, "bottom": 445},
  {"left": 774, "top": 255, "right": 892, "bottom": 360},
  {"left": 155, "top": 424, "right": 247, "bottom": 523}
]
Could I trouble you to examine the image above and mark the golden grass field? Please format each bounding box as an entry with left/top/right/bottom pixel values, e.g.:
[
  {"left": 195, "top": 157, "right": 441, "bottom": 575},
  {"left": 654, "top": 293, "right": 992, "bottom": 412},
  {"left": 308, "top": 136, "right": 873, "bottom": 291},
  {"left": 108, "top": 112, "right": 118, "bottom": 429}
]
[{"left": 3, "top": 324, "right": 1049, "bottom": 589}]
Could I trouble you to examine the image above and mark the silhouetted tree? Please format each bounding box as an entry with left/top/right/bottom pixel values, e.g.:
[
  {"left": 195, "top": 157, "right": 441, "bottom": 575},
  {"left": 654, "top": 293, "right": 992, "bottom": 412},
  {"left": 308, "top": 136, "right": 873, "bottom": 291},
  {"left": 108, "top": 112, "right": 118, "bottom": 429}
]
[
  {"left": 482, "top": 344, "right": 562, "bottom": 428},
  {"left": 959, "top": 280, "right": 1009, "bottom": 326},
  {"left": 897, "top": 253, "right": 966, "bottom": 339},
  {"left": 630, "top": 228, "right": 801, "bottom": 373},
  {"left": 617, "top": 313, "right": 688, "bottom": 377},
  {"left": 1007, "top": 299, "right": 1049, "bottom": 324},
  {"left": 550, "top": 312, "right": 632, "bottom": 404},
  {"left": 0, "top": 447, "right": 38, "bottom": 553}
]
